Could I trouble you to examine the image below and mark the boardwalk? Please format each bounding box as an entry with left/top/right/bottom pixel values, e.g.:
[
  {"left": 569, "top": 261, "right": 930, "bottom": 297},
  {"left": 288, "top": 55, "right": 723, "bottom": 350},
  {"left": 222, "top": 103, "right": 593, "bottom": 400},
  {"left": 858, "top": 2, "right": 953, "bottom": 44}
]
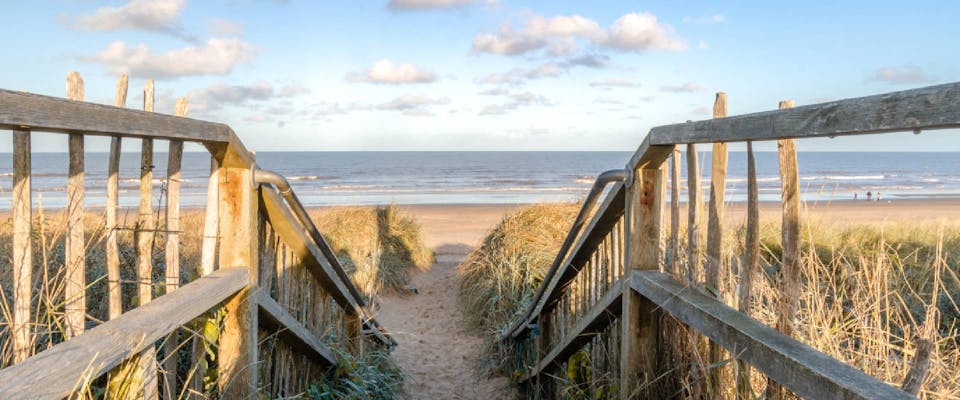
[{"left": 379, "top": 205, "right": 517, "bottom": 399}]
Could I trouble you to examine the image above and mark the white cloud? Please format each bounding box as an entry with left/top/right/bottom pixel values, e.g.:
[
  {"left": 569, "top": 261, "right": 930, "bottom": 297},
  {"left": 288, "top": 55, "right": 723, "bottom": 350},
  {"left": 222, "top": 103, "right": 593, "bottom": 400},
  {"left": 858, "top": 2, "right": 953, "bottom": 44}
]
[
  {"left": 86, "top": 38, "right": 258, "bottom": 78},
  {"left": 63, "top": 0, "right": 188, "bottom": 37},
  {"left": 346, "top": 59, "right": 438, "bottom": 84},
  {"left": 209, "top": 18, "right": 245, "bottom": 37},
  {"left": 566, "top": 54, "right": 610, "bottom": 68},
  {"left": 478, "top": 88, "right": 510, "bottom": 96},
  {"left": 589, "top": 79, "right": 640, "bottom": 88},
  {"left": 476, "top": 62, "right": 562, "bottom": 85},
  {"left": 605, "top": 13, "right": 687, "bottom": 51},
  {"left": 387, "top": 0, "right": 495, "bottom": 10},
  {"left": 479, "top": 91, "right": 550, "bottom": 116},
  {"left": 473, "top": 12, "right": 685, "bottom": 56},
  {"left": 187, "top": 81, "right": 311, "bottom": 114},
  {"left": 872, "top": 66, "right": 930, "bottom": 84},
  {"left": 376, "top": 95, "right": 450, "bottom": 110},
  {"left": 660, "top": 82, "right": 703, "bottom": 93},
  {"left": 682, "top": 14, "right": 726, "bottom": 24}
]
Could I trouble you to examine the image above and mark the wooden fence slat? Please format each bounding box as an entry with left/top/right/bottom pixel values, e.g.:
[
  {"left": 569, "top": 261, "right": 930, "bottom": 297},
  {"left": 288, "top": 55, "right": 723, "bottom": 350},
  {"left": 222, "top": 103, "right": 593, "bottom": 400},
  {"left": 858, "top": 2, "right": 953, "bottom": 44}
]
[
  {"left": 669, "top": 146, "right": 681, "bottom": 277},
  {"left": 65, "top": 71, "right": 86, "bottom": 339},
  {"left": 12, "top": 130, "right": 32, "bottom": 363},
  {"left": 769, "top": 99, "right": 800, "bottom": 400},
  {"left": 686, "top": 144, "right": 701, "bottom": 283},
  {"left": 107, "top": 74, "right": 127, "bottom": 320},
  {"left": 737, "top": 140, "right": 761, "bottom": 398},
  {"left": 161, "top": 98, "right": 187, "bottom": 400},
  {"left": 705, "top": 92, "right": 729, "bottom": 396}
]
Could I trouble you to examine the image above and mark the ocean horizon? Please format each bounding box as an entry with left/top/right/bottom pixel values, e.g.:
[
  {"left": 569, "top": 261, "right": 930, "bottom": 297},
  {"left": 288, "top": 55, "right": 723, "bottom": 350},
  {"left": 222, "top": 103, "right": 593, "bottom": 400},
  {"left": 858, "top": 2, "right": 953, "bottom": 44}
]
[{"left": 0, "top": 151, "right": 957, "bottom": 209}]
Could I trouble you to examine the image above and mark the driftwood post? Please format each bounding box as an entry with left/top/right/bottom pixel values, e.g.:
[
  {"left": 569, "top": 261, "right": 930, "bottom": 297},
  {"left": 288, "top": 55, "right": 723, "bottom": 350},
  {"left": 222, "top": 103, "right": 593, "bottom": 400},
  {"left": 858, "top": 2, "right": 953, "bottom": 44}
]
[
  {"left": 736, "top": 139, "right": 761, "bottom": 398},
  {"left": 162, "top": 98, "right": 187, "bottom": 400},
  {"left": 64, "top": 71, "right": 86, "bottom": 339},
  {"left": 621, "top": 146, "right": 671, "bottom": 399},
  {"left": 216, "top": 146, "right": 259, "bottom": 397},
  {"left": 12, "top": 129, "right": 31, "bottom": 363},
  {"left": 669, "top": 146, "right": 681, "bottom": 277},
  {"left": 768, "top": 99, "right": 799, "bottom": 400},
  {"left": 107, "top": 74, "right": 127, "bottom": 320},
  {"left": 685, "top": 144, "right": 701, "bottom": 282},
  {"left": 705, "top": 92, "right": 728, "bottom": 396}
]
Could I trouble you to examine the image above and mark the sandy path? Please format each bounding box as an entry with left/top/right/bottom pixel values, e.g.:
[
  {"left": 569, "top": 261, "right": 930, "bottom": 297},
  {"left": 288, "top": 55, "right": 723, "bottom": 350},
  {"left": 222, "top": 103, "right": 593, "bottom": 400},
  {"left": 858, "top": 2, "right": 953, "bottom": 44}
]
[{"left": 375, "top": 205, "right": 520, "bottom": 400}]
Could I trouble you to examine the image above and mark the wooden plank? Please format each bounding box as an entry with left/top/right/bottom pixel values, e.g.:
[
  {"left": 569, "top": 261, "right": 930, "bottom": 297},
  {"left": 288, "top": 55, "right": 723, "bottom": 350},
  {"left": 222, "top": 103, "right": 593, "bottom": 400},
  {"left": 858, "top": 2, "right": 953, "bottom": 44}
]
[
  {"left": 629, "top": 270, "right": 913, "bottom": 400},
  {"left": 136, "top": 79, "right": 159, "bottom": 400},
  {"left": 12, "top": 130, "right": 32, "bottom": 363},
  {"left": 669, "top": 146, "right": 681, "bottom": 277},
  {"left": 256, "top": 293, "right": 337, "bottom": 367},
  {"left": 521, "top": 278, "right": 625, "bottom": 382},
  {"left": 0, "top": 268, "right": 249, "bottom": 400},
  {"left": 162, "top": 98, "right": 187, "bottom": 400},
  {"left": 705, "top": 92, "right": 729, "bottom": 395},
  {"left": 622, "top": 161, "right": 667, "bottom": 399},
  {"left": 200, "top": 158, "right": 219, "bottom": 276},
  {"left": 649, "top": 81, "right": 960, "bottom": 145},
  {"left": 0, "top": 88, "right": 235, "bottom": 143},
  {"left": 686, "top": 144, "right": 701, "bottom": 283},
  {"left": 107, "top": 74, "right": 127, "bottom": 320},
  {"left": 216, "top": 148, "right": 259, "bottom": 398},
  {"left": 737, "top": 139, "right": 761, "bottom": 399},
  {"left": 65, "top": 72, "right": 85, "bottom": 339},
  {"left": 770, "top": 99, "right": 801, "bottom": 400}
]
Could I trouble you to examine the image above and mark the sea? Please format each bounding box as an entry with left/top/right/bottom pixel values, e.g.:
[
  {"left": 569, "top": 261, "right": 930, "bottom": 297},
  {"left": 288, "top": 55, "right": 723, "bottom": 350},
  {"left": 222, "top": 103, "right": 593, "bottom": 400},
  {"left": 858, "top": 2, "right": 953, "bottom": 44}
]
[{"left": 0, "top": 151, "right": 957, "bottom": 209}]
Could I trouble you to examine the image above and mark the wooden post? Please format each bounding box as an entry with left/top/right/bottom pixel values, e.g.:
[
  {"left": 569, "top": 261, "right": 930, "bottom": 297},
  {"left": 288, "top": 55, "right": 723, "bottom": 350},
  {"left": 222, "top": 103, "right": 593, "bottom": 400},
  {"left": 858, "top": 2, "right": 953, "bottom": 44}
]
[
  {"left": 621, "top": 146, "right": 670, "bottom": 399},
  {"left": 768, "top": 99, "right": 799, "bottom": 400},
  {"left": 685, "top": 144, "right": 701, "bottom": 283},
  {"left": 215, "top": 146, "right": 259, "bottom": 398},
  {"left": 736, "top": 140, "right": 760, "bottom": 399},
  {"left": 162, "top": 98, "right": 187, "bottom": 400},
  {"left": 12, "top": 130, "right": 32, "bottom": 363},
  {"left": 705, "top": 92, "right": 728, "bottom": 397},
  {"left": 65, "top": 71, "right": 86, "bottom": 339},
  {"left": 107, "top": 74, "right": 127, "bottom": 320},
  {"left": 536, "top": 310, "right": 555, "bottom": 397},
  {"left": 669, "top": 146, "right": 680, "bottom": 277}
]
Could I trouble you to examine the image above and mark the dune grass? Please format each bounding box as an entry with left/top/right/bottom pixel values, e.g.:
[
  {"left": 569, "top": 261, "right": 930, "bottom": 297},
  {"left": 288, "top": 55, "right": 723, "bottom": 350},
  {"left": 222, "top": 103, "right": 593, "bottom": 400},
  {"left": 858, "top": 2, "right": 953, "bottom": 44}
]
[
  {"left": 457, "top": 202, "right": 580, "bottom": 374},
  {"left": 459, "top": 203, "right": 960, "bottom": 398},
  {"left": 310, "top": 204, "right": 433, "bottom": 300}
]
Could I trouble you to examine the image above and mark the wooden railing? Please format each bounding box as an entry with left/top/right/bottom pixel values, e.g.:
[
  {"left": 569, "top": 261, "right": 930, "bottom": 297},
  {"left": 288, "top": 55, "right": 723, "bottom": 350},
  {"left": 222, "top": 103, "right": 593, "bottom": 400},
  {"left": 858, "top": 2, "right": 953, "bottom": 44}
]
[
  {"left": 504, "top": 82, "right": 960, "bottom": 399},
  {"left": 0, "top": 73, "right": 393, "bottom": 399}
]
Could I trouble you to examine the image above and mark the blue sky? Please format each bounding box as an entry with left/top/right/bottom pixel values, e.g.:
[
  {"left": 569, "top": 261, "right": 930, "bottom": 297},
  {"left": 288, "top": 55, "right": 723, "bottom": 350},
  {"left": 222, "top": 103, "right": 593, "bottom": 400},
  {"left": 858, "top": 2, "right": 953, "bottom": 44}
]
[{"left": 2, "top": 0, "right": 959, "bottom": 152}]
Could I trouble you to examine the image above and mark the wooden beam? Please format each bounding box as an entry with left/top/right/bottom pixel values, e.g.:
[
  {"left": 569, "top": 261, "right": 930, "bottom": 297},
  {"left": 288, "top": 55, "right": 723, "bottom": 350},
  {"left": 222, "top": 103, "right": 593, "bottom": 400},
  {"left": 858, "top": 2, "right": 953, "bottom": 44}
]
[
  {"left": 256, "top": 293, "right": 337, "bottom": 367},
  {"left": 0, "top": 88, "right": 235, "bottom": 144},
  {"left": 622, "top": 156, "right": 667, "bottom": 399},
  {"left": 0, "top": 268, "right": 249, "bottom": 400},
  {"left": 65, "top": 72, "right": 85, "bottom": 339},
  {"left": 649, "top": 81, "right": 960, "bottom": 145},
  {"left": 629, "top": 270, "right": 913, "bottom": 400},
  {"left": 12, "top": 129, "right": 31, "bottom": 363}
]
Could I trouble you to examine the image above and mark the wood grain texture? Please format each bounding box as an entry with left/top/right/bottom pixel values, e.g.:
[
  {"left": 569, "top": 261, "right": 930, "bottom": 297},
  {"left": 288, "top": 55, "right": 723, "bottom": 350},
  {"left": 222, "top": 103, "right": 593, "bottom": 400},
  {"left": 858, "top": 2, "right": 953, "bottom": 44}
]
[
  {"left": 65, "top": 72, "right": 85, "bottom": 339},
  {"left": 137, "top": 80, "right": 160, "bottom": 400},
  {"left": 200, "top": 158, "right": 220, "bottom": 276},
  {"left": 0, "top": 268, "right": 249, "bottom": 400},
  {"left": 686, "top": 144, "right": 701, "bottom": 283},
  {"left": 649, "top": 81, "right": 960, "bottom": 144},
  {"left": 622, "top": 163, "right": 666, "bottom": 399},
  {"left": 162, "top": 99, "right": 187, "bottom": 400},
  {"left": 106, "top": 74, "right": 127, "bottom": 321},
  {"left": 12, "top": 130, "right": 32, "bottom": 363},
  {"left": 769, "top": 99, "right": 800, "bottom": 400},
  {"left": 215, "top": 152, "right": 259, "bottom": 398},
  {"left": 0, "top": 89, "right": 236, "bottom": 144},
  {"left": 630, "top": 270, "right": 913, "bottom": 400},
  {"left": 256, "top": 293, "right": 337, "bottom": 367},
  {"left": 669, "top": 146, "right": 681, "bottom": 277},
  {"left": 705, "top": 92, "right": 729, "bottom": 395},
  {"left": 737, "top": 140, "right": 761, "bottom": 399}
]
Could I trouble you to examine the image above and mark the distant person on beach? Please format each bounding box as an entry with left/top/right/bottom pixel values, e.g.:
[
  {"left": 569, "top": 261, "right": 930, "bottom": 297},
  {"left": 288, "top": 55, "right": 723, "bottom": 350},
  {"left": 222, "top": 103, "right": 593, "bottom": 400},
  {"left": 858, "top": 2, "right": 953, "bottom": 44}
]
[
  {"left": 876, "top": 192, "right": 881, "bottom": 202},
  {"left": 854, "top": 192, "right": 858, "bottom": 200},
  {"left": 866, "top": 191, "right": 872, "bottom": 201}
]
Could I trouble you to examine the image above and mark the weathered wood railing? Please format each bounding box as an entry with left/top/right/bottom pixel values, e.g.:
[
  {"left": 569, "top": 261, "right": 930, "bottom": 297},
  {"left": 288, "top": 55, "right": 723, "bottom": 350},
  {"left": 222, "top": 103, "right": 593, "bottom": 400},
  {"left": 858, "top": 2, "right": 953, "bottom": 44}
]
[
  {"left": 504, "top": 82, "right": 960, "bottom": 399},
  {"left": 0, "top": 73, "right": 394, "bottom": 399}
]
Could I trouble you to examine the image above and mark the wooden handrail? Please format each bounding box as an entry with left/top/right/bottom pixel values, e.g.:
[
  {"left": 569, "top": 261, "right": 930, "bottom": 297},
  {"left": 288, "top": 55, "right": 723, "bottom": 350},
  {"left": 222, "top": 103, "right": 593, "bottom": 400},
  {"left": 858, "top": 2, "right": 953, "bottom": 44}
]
[{"left": 0, "top": 268, "right": 249, "bottom": 400}]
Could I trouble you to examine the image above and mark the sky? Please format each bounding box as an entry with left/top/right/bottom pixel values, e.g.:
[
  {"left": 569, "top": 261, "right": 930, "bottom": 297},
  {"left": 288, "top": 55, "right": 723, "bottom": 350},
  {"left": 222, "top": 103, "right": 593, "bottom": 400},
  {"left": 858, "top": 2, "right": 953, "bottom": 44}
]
[{"left": 2, "top": 0, "right": 959, "bottom": 152}]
